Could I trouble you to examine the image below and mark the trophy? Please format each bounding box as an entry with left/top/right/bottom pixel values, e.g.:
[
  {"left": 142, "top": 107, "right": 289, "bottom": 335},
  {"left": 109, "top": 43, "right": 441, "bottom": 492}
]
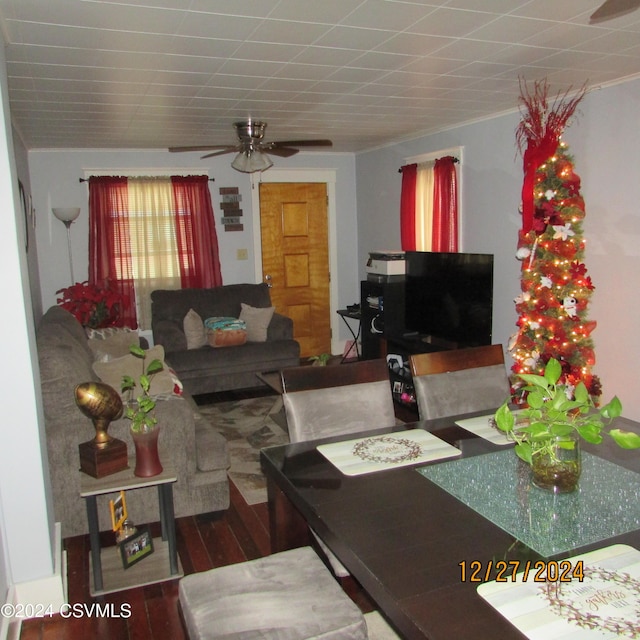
[{"left": 75, "top": 381, "right": 129, "bottom": 478}]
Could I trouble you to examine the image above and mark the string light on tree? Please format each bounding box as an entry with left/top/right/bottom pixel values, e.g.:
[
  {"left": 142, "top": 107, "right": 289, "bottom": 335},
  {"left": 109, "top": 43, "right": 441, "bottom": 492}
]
[{"left": 510, "top": 79, "right": 601, "bottom": 401}]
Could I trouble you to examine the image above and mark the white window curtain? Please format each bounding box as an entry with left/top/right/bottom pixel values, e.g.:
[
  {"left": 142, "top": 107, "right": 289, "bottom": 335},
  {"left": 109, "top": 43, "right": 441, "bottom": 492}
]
[
  {"left": 126, "top": 178, "right": 182, "bottom": 329},
  {"left": 415, "top": 161, "right": 434, "bottom": 251}
]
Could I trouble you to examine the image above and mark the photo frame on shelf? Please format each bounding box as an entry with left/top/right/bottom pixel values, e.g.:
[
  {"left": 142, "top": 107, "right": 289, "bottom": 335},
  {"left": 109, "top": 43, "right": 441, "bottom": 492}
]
[
  {"left": 119, "top": 526, "right": 154, "bottom": 569},
  {"left": 109, "top": 490, "right": 127, "bottom": 532}
]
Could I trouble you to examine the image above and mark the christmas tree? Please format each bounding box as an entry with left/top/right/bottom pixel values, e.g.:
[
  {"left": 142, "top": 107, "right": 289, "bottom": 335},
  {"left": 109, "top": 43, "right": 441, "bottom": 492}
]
[{"left": 510, "top": 80, "right": 601, "bottom": 400}]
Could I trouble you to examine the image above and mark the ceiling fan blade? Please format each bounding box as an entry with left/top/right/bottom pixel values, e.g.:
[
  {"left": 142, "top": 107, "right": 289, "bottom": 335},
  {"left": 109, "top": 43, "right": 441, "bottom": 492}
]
[
  {"left": 200, "top": 147, "right": 238, "bottom": 159},
  {"left": 265, "top": 146, "right": 299, "bottom": 158},
  {"left": 168, "top": 145, "right": 234, "bottom": 153},
  {"left": 590, "top": 0, "right": 640, "bottom": 23},
  {"left": 270, "top": 139, "right": 333, "bottom": 148}
]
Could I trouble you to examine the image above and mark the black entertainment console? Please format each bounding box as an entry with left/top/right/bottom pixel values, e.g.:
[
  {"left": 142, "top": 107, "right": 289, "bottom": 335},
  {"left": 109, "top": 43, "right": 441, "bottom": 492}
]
[{"left": 359, "top": 250, "right": 494, "bottom": 419}]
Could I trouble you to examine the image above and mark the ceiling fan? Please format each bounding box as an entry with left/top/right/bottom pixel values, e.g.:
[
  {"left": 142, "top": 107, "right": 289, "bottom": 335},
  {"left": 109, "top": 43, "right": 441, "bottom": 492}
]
[
  {"left": 168, "top": 120, "right": 333, "bottom": 172},
  {"left": 590, "top": 0, "right": 640, "bottom": 23}
]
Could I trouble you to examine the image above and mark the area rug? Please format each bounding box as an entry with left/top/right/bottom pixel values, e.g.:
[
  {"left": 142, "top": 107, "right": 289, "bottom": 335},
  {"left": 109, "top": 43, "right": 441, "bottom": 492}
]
[{"left": 197, "top": 395, "right": 289, "bottom": 505}]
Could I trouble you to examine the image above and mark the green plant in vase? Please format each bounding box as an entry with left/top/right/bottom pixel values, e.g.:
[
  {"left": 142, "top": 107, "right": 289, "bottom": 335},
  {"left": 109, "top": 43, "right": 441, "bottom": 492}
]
[
  {"left": 120, "top": 345, "right": 164, "bottom": 434},
  {"left": 308, "top": 353, "right": 331, "bottom": 366},
  {"left": 494, "top": 358, "right": 640, "bottom": 492}
]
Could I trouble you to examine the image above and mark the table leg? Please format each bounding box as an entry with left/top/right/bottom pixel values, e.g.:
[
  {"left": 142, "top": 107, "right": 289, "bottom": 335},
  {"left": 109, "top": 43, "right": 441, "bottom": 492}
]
[
  {"left": 266, "top": 476, "right": 309, "bottom": 553},
  {"left": 159, "top": 484, "right": 178, "bottom": 575},
  {"left": 85, "top": 495, "right": 103, "bottom": 593}
]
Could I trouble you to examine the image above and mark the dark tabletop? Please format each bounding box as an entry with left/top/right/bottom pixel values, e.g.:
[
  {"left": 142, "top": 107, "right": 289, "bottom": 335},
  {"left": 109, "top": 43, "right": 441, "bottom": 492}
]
[{"left": 260, "top": 412, "right": 640, "bottom": 640}]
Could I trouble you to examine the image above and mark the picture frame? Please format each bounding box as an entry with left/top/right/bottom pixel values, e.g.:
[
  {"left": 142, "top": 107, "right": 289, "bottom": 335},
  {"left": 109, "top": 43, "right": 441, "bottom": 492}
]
[
  {"left": 119, "top": 526, "right": 154, "bottom": 570},
  {"left": 18, "top": 179, "right": 28, "bottom": 251},
  {"left": 109, "top": 490, "right": 127, "bottom": 532}
]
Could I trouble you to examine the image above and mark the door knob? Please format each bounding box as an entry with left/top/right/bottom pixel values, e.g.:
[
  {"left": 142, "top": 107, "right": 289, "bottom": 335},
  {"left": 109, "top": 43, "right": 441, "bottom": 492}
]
[{"left": 264, "top": 274, "right": 272, "bottom": 288}]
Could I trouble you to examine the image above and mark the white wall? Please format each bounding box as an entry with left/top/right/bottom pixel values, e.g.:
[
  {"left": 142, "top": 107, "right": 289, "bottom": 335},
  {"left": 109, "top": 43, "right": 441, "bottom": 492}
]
[
  {"left": 0, "top": 36, "right": 56, "bottom": 595},
  {"left": 29, "top": 149, "right": 360, "bottom": 345},
  {"left": 356, "top": 77, "right": 640, "bottom": 421}
]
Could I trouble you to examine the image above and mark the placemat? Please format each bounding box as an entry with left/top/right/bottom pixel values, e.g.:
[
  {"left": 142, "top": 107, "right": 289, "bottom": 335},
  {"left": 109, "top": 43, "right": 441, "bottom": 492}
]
[
  {"left": 455, "top": 413, "right": 514, "bottom": 446},
  {"left": 478, "top": 544, "right": 640, "bottom": 639},
  {"left": 317, "top": 429, "right": 461, "bottom": 476},
  {"left": 418, "top": 449, "right": 640, "bottom": 557}
]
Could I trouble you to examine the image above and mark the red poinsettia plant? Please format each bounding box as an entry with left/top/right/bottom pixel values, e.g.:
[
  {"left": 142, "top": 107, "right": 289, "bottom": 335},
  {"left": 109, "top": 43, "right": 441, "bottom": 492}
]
[{"left": 56, "top": 281, "right": 128, "bottom": 329}]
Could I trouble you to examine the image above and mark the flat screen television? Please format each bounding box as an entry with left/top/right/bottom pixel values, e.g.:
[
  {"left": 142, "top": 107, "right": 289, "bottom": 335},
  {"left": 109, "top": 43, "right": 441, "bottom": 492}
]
[{"left": 404, "top": 251, "right": 494, "bottom": 348}]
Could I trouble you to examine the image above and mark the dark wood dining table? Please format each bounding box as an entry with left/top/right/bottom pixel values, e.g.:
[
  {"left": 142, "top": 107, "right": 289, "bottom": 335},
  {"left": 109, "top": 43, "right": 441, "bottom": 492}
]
[{"left": 260, "top": 411, "right": 640, "bottom": 640}]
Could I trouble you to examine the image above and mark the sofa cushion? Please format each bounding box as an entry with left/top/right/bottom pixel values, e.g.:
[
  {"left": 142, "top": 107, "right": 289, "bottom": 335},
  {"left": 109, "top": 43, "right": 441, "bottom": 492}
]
[
  {"left": 93, "top": 344, "right": 175, "bottom": 398},
  {"left": 152, "top": 284, "right": 273, "bottom": 325},
  {"left": 204, "top": 317, "right": 247, "bottom": 348},
  {"left": 183, "top": 308, "right": 207, "bottom": 349},
  {"left": 88, "top": 330, "right": 139, "bottom": 361},
  {"left": 239, "top": 303, "right": 275, "bottom": 342}
]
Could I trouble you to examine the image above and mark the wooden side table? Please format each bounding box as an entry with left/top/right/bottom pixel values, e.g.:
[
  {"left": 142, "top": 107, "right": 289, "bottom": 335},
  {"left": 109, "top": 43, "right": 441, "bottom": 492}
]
[{"left": 80, "top": 465, "right": 183, "bottom": 596}]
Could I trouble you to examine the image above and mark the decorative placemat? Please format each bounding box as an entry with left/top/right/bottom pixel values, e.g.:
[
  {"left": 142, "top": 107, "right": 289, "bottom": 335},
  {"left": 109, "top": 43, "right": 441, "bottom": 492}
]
[
  {"left": 317, "top": 429, "right": 461, "bottom": 476},
  {"left": 455, "top": 412, "right": 518, "bottom": 446},
  {"left": 478, "top": 544, "right": 640, "bottom": 639},
  {"left": 418, "top": 449, "right": 640, "bottom": 557}
]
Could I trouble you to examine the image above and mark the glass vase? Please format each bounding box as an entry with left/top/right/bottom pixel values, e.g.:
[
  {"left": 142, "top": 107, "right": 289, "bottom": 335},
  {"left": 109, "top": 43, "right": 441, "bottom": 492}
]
[
  {"left": 531, "top": 435, "right": 581, "bottom": 494},
  {"left": 132, "top": 427, "right": 163, "bottom": 478}
]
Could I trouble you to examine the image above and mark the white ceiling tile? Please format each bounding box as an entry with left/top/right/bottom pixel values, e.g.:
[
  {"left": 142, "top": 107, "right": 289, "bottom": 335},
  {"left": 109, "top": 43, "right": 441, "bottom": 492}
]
[
  {"left": 466, "top": 15, "right": 557, "bottom": 43},
  {"left": 410, "top": 8, "right": 498, "bottom": 38},
  {"left": 340, "top": 0, "right": 437, "bottom": 30},
  {"left": 2, "top": 0, "right": 640, "bottom": 152}
]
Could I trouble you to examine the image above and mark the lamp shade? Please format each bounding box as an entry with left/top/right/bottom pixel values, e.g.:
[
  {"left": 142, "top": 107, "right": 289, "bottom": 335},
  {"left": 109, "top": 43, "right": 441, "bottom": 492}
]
[
  {"left": 52, "top": 207, "right": 81, "bottom": 222},
  {"left": 231, "top": 150, "right": 273, "bottom": 173}
]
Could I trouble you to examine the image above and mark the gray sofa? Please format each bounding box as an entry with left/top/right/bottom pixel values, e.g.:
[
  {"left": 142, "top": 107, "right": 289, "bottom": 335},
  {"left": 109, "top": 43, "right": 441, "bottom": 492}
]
[
  {"left": 37, "top": 306, "right": 230, "bottom": 538},
  {"left": 151, "top": 283, "right": 300, "bottom": 396}
]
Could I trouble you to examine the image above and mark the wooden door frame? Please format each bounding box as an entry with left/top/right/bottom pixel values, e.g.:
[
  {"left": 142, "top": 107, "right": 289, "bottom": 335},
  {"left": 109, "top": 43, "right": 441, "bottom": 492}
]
[{"left": 250, "top": 169, "right": 340, "bottom": 355}]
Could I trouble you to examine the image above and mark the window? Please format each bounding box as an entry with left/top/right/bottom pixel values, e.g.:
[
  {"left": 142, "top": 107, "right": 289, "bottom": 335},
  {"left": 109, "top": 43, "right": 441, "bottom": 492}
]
[
  {"left": 89, "top": 175, "right": 222, "bottom": 330},
  {"left": 400, "top": 149, "right": 461, "bottom": 253}
]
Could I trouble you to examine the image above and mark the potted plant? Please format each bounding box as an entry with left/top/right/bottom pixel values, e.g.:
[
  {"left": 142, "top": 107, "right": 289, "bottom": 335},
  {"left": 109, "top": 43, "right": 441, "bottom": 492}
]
[
  {"left": 308, "top": 353, "right": 332, "bottom": 366},
  {"left": 494, "top": 357, "right": 640, "bottom": 493},
  {"left": 56, "top": 280, "right": 127, "bottom": 328},
  {"left": 121, "top": 345, "right": 164, "bottom": 477}
]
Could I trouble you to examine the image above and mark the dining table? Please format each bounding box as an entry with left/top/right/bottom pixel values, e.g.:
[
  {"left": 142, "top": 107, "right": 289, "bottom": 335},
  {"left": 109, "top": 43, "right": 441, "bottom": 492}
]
[{"left": 260, "top": 410, "right": 640, "bottom": 640}]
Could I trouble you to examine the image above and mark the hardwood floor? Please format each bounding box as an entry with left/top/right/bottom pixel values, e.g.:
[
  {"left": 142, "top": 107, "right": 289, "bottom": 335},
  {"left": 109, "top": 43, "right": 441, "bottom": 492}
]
[{"left": 20, "top": 387, "right": 375, "bottom": 640}]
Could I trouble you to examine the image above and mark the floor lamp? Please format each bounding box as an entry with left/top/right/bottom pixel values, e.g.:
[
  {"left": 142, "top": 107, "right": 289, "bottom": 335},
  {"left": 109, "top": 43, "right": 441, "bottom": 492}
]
[{"left": 52, "top": 207, "right": 81, "bottom": 284}]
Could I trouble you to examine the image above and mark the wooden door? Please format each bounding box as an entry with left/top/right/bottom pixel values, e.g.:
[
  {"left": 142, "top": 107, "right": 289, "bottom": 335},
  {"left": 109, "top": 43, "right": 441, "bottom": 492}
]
[{"left": 259, "top": 182, "right": 330, "bottom": 358}]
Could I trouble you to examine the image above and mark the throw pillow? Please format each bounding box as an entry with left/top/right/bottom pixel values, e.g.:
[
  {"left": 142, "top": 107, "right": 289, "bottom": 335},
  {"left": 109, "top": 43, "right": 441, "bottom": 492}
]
[
  {"left": 85, "top": 326, "right": 136, "bottom": 340},
  {"left": 88, "top": 331, "right": 139, "bottom": 362},
  {"left": 204, "top": 317, "right": 247, "bottom": 348},
  {"left": 93, "top": 344, "right": 175, "bottom": 398},
  {"left": 183, "top": 308, "right": 207, "bottom": 349},
  {"left": 239, "top": 303, "right": 275, "bottom": 342}
]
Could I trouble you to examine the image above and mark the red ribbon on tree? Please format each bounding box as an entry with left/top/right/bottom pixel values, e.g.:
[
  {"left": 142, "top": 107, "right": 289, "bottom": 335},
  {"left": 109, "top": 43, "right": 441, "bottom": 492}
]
[{"left": 516, "top": 79, "right": 586, "bottom": 234}]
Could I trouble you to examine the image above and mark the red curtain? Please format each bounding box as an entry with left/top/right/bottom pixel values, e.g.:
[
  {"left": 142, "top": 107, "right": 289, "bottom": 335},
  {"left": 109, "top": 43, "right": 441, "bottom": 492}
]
[
  {"left": 400, "top": 163, "right": 417, "bottom": 251},
  {"left": 171, "top": 176, "right": 222, "bottom": 289},
  {"left": 432, "top": 156, "right": 458, "bottom": 252},
  {"left": 88, "top": 176, "right": 137, "bottom": 328}
]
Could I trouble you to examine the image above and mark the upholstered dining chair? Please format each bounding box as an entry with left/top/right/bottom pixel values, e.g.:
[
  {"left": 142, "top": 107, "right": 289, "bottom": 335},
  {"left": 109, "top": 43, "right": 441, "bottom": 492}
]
[
  {"left": 179, "top": 546, "right": 368, "bottom": 639},
  {"left": 280, "top": 358, "right": 397, "bottom": 579},
  {"left": 409, "top": 344, "right": 510, "bottom": 421}
]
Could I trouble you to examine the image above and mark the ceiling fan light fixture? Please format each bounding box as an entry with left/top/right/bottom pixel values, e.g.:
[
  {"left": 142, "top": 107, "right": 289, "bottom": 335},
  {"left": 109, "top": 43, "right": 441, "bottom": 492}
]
[{"left": 231, "top": 149, "right": 273, "bottom": 173}]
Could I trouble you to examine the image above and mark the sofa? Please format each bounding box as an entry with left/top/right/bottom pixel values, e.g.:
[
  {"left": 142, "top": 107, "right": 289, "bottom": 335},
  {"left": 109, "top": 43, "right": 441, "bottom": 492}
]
[
  {"left": 150, "top": 283, "right": 300, "bottom": 396},
  {"left": 36, "top": 305, "right": 230, "bottom": 538}
]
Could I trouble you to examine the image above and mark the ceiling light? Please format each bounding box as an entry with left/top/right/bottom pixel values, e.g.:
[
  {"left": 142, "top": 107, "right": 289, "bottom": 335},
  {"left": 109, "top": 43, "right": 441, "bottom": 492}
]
[{"left": 231, "top": 149, "right": 273, "bottom": 173}]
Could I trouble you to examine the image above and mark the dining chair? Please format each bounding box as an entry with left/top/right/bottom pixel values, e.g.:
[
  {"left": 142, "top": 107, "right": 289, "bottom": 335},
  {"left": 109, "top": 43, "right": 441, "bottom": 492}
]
[
  {"left": 178, "top": 546, "right": 368, "bottom": 639},
  {"left": 409, "top": 344, "right": 510, "bottom": 420},
  {"left": 280, "top": 358, "right": 397, "bottom": 579}
]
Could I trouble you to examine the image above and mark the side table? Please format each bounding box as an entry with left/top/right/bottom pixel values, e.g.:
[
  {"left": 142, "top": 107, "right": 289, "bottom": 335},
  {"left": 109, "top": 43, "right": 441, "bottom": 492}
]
[
  {"left": 80, "top": 465, "right": 183, "bottom": 596},
  {"left": 336, "top": 308, "right": 362, "bottom": 362}
]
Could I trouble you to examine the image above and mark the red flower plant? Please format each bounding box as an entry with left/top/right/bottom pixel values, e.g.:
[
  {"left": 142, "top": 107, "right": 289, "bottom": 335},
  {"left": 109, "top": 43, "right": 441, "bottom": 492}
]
[{"left": 56, "top": 281, "right": 128, "bottom": 328}]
